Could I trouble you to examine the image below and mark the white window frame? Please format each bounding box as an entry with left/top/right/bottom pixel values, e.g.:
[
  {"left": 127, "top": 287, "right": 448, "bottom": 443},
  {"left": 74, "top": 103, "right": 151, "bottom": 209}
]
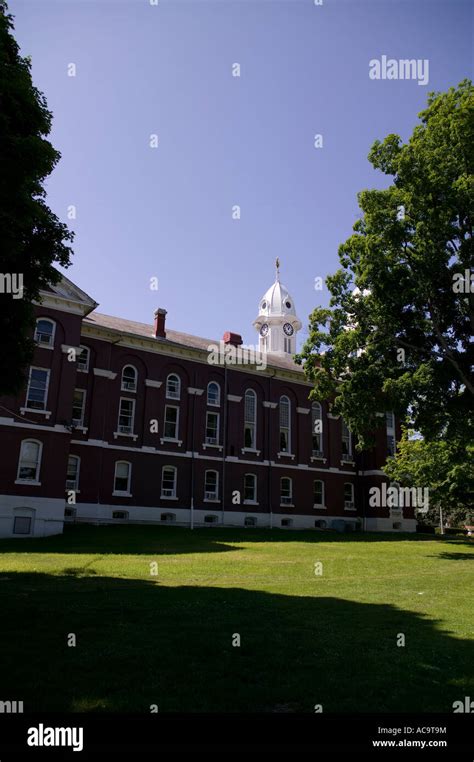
[
  {"left": 344, "top": 482, "right": 355, "bottom": 511},
  {"left": 279, "top": 395, "right": 291, "bottom": 454},
  {"left": 25, "top": 366, "right": 50, "bottom": 411},
  {"left": 313, "top": 479, "right": 325, "bottom": 508},
  {"left": 207, "top": 381, "right": 220, "bottom": 407},
  {"left": 166, "top": 373, "right": 181, "bottom": 400},
  {"left": 280, "top": 476, "right": 293, "bottom": 506},
  {"left": 161, "top": 465, "right": 177, "bottom": 498},
  {"left": 311, "top": 402, "right": 323, "bottom": 455},
  {"left": 72, "top": 388, "right": 86, "bottom": 427},
  {"left": 243, "top": 473, "right": 257, "bottom": 504},
  {"left": 113, "top": 460, "right": 132, "bottom": 495},
  {"left": 34, "top": 317, "right": 56, "bottom": 348},
  {"left": 121, "top": 365, "right": 138, "bottom": 393},
  {"left": 244, "top": 389, "right": 257, "bottom": 449},
  {"left": 66, "top": 455, "right": 80, "bottom": 491},
  {"left": 117, "top": 397, "right": 135, "bottom": 435},
  {"left": 76, "top": 345, "right": 90, "bottom": 372},
  {"left": 163, "top": 405, "right": 179, "bottom": 440},
  {"left": 204, "top": 469, "right": 219, "bottom": 501},
  {"left": 205, "top": 411, "right": 220, "bottom": 445},
  {"left": 16, "top": 439, "right": 42, "bottom": 484},
  {"left": 341, "top": 419, "right": 352, "bottom": 458}
]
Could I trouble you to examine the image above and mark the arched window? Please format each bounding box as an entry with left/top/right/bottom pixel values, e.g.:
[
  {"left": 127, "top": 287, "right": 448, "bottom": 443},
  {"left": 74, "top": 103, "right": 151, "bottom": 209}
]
[
  {"left": 114, "top": 461, "right": 131, "bottom": 494},
  {"left": 244, "top": 389, "right": 257, "bottom": 448},
  {"left": 66, "top": 455, "right": 80, "bottom": 491},
  {"left": 311, "top": 402, "right": 323, "bottom": 455},
  {"left": 280, "top": 476, "right": 292, "bottom": 506},
  {"left": 244, "top": 473, "right": 257, "bottom": 503},
  {"left": 121, "top": 365, "right": 137, "bottom": 392},
  {"left": 17, "top": 440, "right": 42, "bottom": 482},
  {"left": 77, "top": 346, "right": 90, "bottom": 372},
  {"left": 161, "top": 465, "right": 177, "bottom": 498},
  {"left": 207, "top": 381, "right": 220, "bottom": 406},
  {"left": 166, "top": 374, "right": 181, "bottom": 400},
  {"left": 344, "top": 483, "right": 355, "bottom": 510},
  {"left": 279, "top": 396, "right": 291, "bottom": 453},
  {"left": 34, "top": 318, "right": 56, "bottom": 347},
  {"left": 386, "top": 411, "right": 395, "bottom": 456},
  {"left": 204, "top": 470, "right": 219, "bottom": 501},
  {"left": 313, "top": 480, "right": 324, "bottom": 507},
  {"left": 341, "top": 419, "right": 352, "bottom": 458}
]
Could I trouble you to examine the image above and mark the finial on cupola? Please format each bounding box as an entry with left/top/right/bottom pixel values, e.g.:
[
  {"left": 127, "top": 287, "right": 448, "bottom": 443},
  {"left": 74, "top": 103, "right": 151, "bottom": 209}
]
[{"left": 275, "top": 257, "right": 280, "bottom": 281}]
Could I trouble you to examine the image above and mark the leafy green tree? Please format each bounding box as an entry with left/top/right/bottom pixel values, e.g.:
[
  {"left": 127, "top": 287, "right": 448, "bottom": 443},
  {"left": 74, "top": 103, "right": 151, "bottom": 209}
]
[
  {"left": 383, "top": 431, "right": 474, "bottom": 526},
  {"left": 296, "top": 80, "right": 473, "bottom": 451},
  {"left": 0, "top": 1, "right": 73, "bottom": 396}
]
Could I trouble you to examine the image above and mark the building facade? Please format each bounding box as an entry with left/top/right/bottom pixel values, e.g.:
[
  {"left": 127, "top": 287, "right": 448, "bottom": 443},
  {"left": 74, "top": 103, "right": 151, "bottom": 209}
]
[{"left": 0, "top": 268, "right": 417, "bottom": 538}]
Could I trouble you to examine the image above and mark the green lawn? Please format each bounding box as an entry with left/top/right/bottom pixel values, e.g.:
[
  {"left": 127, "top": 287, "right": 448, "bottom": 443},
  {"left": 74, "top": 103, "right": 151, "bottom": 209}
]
[{"left": 0, "top": 525, "right": 473, "bottom": 713}]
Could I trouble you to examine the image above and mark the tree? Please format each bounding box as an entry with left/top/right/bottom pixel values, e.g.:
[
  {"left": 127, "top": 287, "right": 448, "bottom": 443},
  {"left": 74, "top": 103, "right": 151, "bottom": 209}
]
[
  {"left": 383, "top": 431, "right": 474, "bottom": 526},
  {"left": 0, "top": 1, "right": 73, "bottom": 396},
  {"left": 296, "top": 80, "right": 473, "bottom": 451}
]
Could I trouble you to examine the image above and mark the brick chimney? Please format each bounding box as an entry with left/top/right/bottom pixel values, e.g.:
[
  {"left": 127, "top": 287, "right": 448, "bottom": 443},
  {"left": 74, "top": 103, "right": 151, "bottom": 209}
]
[
  {"left": 154, "top": 308, "right": 167, "bottom": 338},
  {"left": 223, "top": 331, "right": 243, "bottom": 347}
]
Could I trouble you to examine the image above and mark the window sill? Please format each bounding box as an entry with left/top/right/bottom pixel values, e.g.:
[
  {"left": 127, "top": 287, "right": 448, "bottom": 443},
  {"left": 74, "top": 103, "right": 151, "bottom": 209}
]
[
  {"left": 160, "top": 438, "right": 183, "bottom": 446},
  {"left": 160, "top": 495, "right": 178, "bottom": 500},
  {"left": 344, "top": 507, "right": 357, "bottom": 512},
  {"left": 280, "top": 503, "right": 294, "bottom": 508},
  {"left": 313, "top": 504, "right": 326, "bottom": 510},
  {"left": 311, "top": 456, "right": 327, "bottom": 463},
  {"left": 36, "top": 343, "right": 54, "bottom": 351},
  {"left": 113, "top": 431, "right": 138, "bottom": 441},
  {"left": 341, "top": 460, "right": 355, "bottom": 467},
  {"left": 77, "top": 368, "right": 89, "bottom": 373},
  {"left": 243, "top": 500, "right": 259, "bottom": 506},
  {"left": 112, "top": 491, "right": 132, "bottom": 497},
  {"left": 277, "top": 452, "right": 295, "bottom": 460},
  {"left": 202, "top": 443, "right": 223, "bottom": 451},
  {"left": 121, "top": 387, "right": 137, "bottom": 394},
  {"left": 65, "top": 489, "right": 80, "bottom": 494},
  {"left": 203, "top": 498, "right": 220, "bottom": 503},
  {"left": 20, "top": 408, "right": 51, "bottom": 419},
  {"left": 15, "top": 480, "right": 41, "bottom": 486},
  {"left": 73, "top": 425, "right": 88, "bottom": 433},
  {"left": 241, "top": 448, "right": 261, "bottom": 456}
]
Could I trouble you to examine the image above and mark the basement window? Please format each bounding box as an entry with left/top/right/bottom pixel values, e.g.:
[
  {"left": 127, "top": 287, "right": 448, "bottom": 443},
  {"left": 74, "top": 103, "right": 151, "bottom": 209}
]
[
  {"left": 112, "top": 511, "right": 129, "bottom": 520},
  {"left": 204, "top": 515, "right": 218, "bottom": 524},
  {"left": 13, "top": 516, "right": 32, "bottom": 535},
  {"left": 244, "top": 516, "right": 257, "bottom": 527},
  {"left": 161, "top": 513, "right": 176, "bottom": 522},
  {"left": 281, "top": 518, "right": 293, "bottom": 528}
]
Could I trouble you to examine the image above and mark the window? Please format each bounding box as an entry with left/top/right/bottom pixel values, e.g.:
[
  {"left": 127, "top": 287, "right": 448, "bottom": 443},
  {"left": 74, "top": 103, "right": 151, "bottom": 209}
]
[
  {"left": 344, "top": 483, "right": 355, "bottom": 510},
  {"left": 311, "top": 402, "right": 323, "bottom": 455},
  {"left": 284, "top": 337, "right": 291, "bottom": 353},
  {"left": 161, "top": 512, "right": 176, "bottom": 522},
  {"left": 161, "top": 466, "right": 177, "bottom": 498},
  {"left": 14, "top": 516, "right": 32, "bottom": 535},
  {"left": 315, "top": 520, "right": 327, "bottom": 529},
  {"left": 313, "top": 480, "right": 324, "bottom": 507},
  {"left": 113, "top": 511, "right": 129, "bottom": 520},
  {"left": 204, "top": 470, "right": 219, "bottom": 501},
  {"left": 17, "top": 440, "right": 42, "bottom": 482},
  {"left": 166, "top": 373, "right": 181, "bottom": 399},
  {"left": 114, "top": 461, "right": 131, "bottom": 494},
  {"left": 77, "top": 346, "right": 90, "bottom": 372},
  {"left": 164, "top": 406, "right": 179, "bottom": 439},
  {"left": 386, "top": 411, "right": 395, "bottom": 456},
  {"left": 244, "top": 389, "right": 257, "bottom": 448},
  {"left": 66, "top": 455, "right": 80, "bottom": 491},
  {"left": 279, "top": 396, "right": 291, "bottom": 453},
  {"left": 64, "top": 507, "right": 76, "bottom": 519},
  {"left": 34, "top": 318, "right": 55, "bottom": 347},
  {"left": 117, "top": 398, "right": 135, "bottom": 435},
  {"left": 244, "top": 516, "right": 257, "bottom": 527},
  {"left": 205, "top": 411, "right": 219, "bottom": 445},
  {"left": 25, "top": 367, "right": 49, "bottom": 410},
  {"left": 207, "top": 381, "right": 220, "bottom": 406},
  {"left": 393, "top": 522, "right": 402, "bottom": 530},
  {"left": 122, "top": 365, "right": 137, "bottom": 392},
  {"left": 280, "top": 477, "right": 293, "bottom": 505},
  {"left": 341, "top": 419, "right": 352, "bottom": 458},
  {"left": 281, "top": 518, "right": 293, "bottom": 527},
  {"left": 204, "top": 515, "right": 218, "bottom": 524},
  {"left": 72, "top": 389, "right": 86, "bottom": 426},
  {"left": 244, "top": 473, "right": 257, "bottom": 503}
]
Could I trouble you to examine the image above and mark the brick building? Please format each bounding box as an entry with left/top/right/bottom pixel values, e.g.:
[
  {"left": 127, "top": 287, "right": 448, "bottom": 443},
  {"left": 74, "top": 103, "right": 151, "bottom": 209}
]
[{"left": 0, "top": 267, "right": 416, "bottom": 538}]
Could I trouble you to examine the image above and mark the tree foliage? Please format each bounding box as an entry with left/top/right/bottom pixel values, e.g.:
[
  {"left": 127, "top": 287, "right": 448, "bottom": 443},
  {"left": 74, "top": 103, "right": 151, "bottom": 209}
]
[
  {"left": 296, "top": 80, "right": 473, "bottom": 452},
  {"left": 0, "top": 1, "right": 73, "bottom": 396}
]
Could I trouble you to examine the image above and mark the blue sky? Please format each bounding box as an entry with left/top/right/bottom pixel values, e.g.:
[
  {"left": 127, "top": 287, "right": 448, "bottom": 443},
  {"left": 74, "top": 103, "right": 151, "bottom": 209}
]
[{"left": 10, "top": 0, "right": 473, "bottom": 348}]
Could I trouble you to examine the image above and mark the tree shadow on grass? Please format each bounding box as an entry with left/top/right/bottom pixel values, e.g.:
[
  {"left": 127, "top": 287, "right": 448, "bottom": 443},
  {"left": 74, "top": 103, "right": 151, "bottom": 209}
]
[
  {"left": 0, "top": 571, "right": 472, "bottom": 713},
  {"left": 0, "top": 524, "right": 465, "bottom": 557}
]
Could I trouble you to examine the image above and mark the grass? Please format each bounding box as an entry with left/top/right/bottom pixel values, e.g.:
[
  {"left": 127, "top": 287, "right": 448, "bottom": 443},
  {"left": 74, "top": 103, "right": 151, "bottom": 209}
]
[{"left": 0, "top": 525, "right": 473, "bottom": 713}]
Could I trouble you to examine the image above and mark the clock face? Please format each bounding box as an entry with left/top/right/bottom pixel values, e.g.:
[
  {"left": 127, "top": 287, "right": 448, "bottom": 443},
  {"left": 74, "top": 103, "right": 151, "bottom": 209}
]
[
  {"left": 283, "top": 322, "right": 294, "bottom": 336},
  {"left": 260, "top": 323, "right": 269, "bottom": 337}
]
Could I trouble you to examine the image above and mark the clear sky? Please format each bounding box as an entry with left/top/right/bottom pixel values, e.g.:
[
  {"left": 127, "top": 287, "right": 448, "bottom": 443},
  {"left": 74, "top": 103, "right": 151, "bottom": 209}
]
[{"left": 9, "top": 0, "right": 473, "bottom": 348}]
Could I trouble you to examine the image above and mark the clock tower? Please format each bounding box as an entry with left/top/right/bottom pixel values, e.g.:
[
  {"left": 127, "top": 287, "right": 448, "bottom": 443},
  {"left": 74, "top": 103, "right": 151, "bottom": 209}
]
[{"left": 253, "top": 259, "right": 302, "bottom": 355}]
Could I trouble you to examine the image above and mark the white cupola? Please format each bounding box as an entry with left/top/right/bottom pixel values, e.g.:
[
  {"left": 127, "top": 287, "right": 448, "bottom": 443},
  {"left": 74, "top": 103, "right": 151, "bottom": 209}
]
[{"left": 253, "top": 258, "right": 302, "bottom": 355}]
